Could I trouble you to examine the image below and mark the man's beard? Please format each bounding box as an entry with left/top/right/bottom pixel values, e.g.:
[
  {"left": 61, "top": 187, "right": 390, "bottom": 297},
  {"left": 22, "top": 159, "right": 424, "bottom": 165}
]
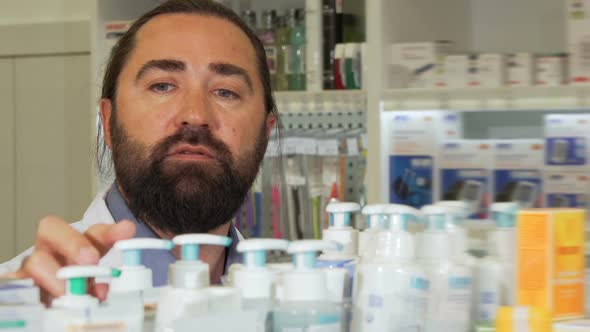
[{"left": 110, "top": 116, "right": 268, "bottom": 235}]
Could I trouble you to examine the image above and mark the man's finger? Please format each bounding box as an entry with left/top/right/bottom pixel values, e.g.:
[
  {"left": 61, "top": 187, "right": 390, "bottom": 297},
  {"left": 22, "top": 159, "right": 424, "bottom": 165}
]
[
  {"left": 35, "top": 216, "right": 100, "bottom": 265},
  {"left": 84, "top": 220, "right": 136, "bottom": 256},
  {"left": 22, "top": 250, "right": 65, "bottom": 299}
]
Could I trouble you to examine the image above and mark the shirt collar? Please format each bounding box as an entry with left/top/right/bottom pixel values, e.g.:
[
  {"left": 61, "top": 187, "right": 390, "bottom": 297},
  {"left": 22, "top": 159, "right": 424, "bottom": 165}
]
[{"left": 104, "top": 182, "right": 242, "bottom": 286}]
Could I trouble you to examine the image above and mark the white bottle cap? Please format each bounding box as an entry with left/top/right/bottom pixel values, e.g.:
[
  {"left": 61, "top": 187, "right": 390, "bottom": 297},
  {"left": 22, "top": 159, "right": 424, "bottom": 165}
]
[
  {"left": 334, "top": 43, "right": 346, "bottom": 59},
  {"left": 234, "top": 239, "right": 289, "bottom": 300},
  {"left": 435, "top": 201, "right": 470, "bottom": 259},
  {"left": 169, "top": 234, "right": 232, "bottom": 289},
  {"left": 361, "top": 204, "right": 388, "bottom": 230},
  {"left": 416, "top": 205, "right": 451, "bottom": 261},
  {"left": 344, "top": 43, "right": 360, "bottom": 58},
  {"left": 53, "top": 265, "right": 121, "bottom": 309},
  {"left": 490, "top": 202, "right": 519, "bottom": 228},
  {"left": 368, "top": 204, "right": 420, "bottom": 261},
  {"left": 281, "top": 240, "right": 340, "bottom": 302},
  {"left": 323, "top": 202, "right": 360, "bottom": 257},
  {"left": 489, "top": 202, "right": 519, "bottom": 258}
]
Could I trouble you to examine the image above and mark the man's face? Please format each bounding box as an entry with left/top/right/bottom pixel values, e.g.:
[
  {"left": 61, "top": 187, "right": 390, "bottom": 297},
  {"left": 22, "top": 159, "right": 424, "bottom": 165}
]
[{"left": 101, "top": 14, "right": 273, "bottom": 235}]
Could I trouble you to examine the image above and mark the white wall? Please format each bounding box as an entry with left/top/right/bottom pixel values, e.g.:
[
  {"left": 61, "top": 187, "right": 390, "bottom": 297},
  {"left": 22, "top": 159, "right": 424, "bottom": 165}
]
[{"left": 0, "top": 0, "right": 91, "bottom": 24}]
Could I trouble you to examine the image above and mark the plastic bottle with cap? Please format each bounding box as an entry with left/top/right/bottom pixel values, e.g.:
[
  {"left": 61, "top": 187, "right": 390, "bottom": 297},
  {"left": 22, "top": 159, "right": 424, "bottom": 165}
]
[
  {"left": 317, "top": 202, "right": 360, "bottom": 277},
  {"left": 155, "top": 234, "right": 232, "bottom": 332},
  {"left": 109, "top": 238, "right": 173, "bottom": 293},
  {"left": 436, "top": 200, "right": 476, "bottom": 263},
  {"left": 232, "top": 239, "right": 289, "bottom": 332},
  {"left": 474, "top": 202, "right": 519, "bottom": 328},
  {"left": 272, "top": 240, "right": 344, "bottom": 332},
  {"left": 352, "top": 204, "right": 430, "bottom": 332},
  {"left": 358, "top": 204, "right": 388, "bottom": 257},
  {"left": 44, "top": 265, "right": 143, "bottom": 332},
  {"left": 417, "top": 204, "right": 473, "bottom": 332}
]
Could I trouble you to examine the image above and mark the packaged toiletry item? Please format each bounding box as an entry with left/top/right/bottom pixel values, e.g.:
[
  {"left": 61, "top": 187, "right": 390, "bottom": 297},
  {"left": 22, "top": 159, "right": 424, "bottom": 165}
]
[
  {"left": 418, "top": 205, "right": 473, "bottom": 332},
  {"left": 388, "top": 111, "right": 463, "bottom": 208},
  {"left": 44, "top": 266, "right": 143, "bottom": 332},
  {"left": 476, "top": 53, "right": 507, "bottom": 87},
  {"left": 273, "top": 240, "right": 345, "bottom": 332},
  {"left": 232, "top": 239, "right": 289, "bottom": 332},
  {"left": 390, "top": 41, "right": 452, "bottom": 88},
  {"left": 0, "top": 279, "right": 44, "bottom": 331},
  {"left": 156, "top": 234, "right": 232, "bottom": 331},
  {"left": 493, "top": 140, "right": 544, "bottom": 208},
  {"left": 352, "top": 204, "right": 429, "bottom": 332},
  {"left": 495, "top": 306, "right": 551, "bottom": 332},
  {"left": 475, "top": 203, "right": 519, "bottom": 326},
  {"left": 516, "top": 209, "right": 585, "bottom": 320},
  {"left": 507, "top": 53, "right": 535, "bottom": 86},
  {"left": 544, "top": 171, "right": 589, "bottom": 208},
  {"left": 536, "top": 55, "right": 568, "bottom": 86},
  {"left": 276, "top": 14, "right": 291, "bottom": 91},
  {"left": 334, "top": 43, "right": 347, "bottom": 89},
  {"left": 445, "top": 54, "right": 469, "bottom": 88},
  {"left": 439, "top": 140, "right": 493, "bottom": 219},
  {"left": 566, "top": 0, "right": 590, "bottom": 84},
  {"left": 544, "top": 114, "right": 590, "bottom": 170},
  {"left": 344, "top": 43, "right": 362, "bottom": 89}
]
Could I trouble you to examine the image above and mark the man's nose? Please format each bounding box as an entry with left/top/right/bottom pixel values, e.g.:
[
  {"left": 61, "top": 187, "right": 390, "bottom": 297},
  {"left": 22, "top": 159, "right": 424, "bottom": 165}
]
[{"left": 174, "top": 89, "right": 214, "bottom": 128}]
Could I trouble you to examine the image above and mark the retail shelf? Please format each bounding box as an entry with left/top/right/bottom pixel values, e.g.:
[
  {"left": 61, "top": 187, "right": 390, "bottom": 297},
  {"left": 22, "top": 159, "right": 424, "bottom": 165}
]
[
  {"left": 381, "top": 86, "right": 590, "bottom": 112},
  {"left": 275, "top": 90, "right": 367, "bottom": 113}
]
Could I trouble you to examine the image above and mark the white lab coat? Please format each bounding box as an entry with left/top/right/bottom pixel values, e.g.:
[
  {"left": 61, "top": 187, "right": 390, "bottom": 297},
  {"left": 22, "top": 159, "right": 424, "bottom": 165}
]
[{"left": 0, "top": 189, "right": 126, "bottom": 274}]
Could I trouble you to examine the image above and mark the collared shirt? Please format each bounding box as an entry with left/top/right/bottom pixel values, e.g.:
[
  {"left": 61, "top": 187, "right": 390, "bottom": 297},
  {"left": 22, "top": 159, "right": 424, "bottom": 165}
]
[{"left": 104, "top": 183, "right": 241, "bottom": 287}]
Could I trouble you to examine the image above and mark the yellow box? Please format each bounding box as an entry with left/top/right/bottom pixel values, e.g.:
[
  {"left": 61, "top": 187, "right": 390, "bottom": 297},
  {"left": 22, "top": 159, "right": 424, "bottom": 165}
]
[{"left": 516, "top": 208, "right": 586, "bottom": 320}]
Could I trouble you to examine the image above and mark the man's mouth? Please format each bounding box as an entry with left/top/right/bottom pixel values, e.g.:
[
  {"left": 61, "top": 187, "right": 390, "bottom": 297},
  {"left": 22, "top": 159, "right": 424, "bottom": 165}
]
[{"left": 166, "top": 144, "right": 215, "bottom": 161}]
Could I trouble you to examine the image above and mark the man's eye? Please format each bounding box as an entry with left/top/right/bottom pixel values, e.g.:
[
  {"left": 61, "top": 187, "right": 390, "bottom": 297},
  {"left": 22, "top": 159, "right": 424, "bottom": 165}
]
[
  {"left": 150, "top": 83, "right": 175, "bottom": 93},
  {"left": 215, "top": 89, "right": 239, "bottom": 99}
]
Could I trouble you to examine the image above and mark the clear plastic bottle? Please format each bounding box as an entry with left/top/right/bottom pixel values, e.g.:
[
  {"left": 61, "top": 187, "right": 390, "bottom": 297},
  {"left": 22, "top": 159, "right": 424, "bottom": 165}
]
[
  {"left": 258, "top": 10, "right": 277, "bottom": 90},
  {"left": 352, "top": 204, "right": 430, "bottom": 332},
  {"left": 418, "top": 205, "right": 473, "bottom": 332},
  {"left": 276, "top": 14, "right": 291, "bottom": 91},
  {"left": 288, "top": 8, "right": 306, "bottom": 91},
  {"left": 273, "top": 240, "right": 344, "bottom": 332}
]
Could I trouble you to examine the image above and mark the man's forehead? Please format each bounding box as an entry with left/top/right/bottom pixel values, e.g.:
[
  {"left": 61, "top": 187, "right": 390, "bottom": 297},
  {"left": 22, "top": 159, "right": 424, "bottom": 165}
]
[{"left": 135, "top": 13, "right": 255, "bottom": 56}]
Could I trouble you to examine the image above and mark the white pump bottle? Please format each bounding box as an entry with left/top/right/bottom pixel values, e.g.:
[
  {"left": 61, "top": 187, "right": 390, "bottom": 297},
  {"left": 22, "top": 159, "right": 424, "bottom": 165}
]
[
  {"left": 44, "top": 266, "right": 143, "bottom": 332},
  {"left": 273, "top": 240, "right": 345, "bottom": 332},
  {"left": 352, "top": 204, "right": 430, "bottom": 332},
  {"left": 474, "top": 202, "right": 519, "bottom": 326},
  {"left": 232, "top": 239, "right": 289, "bottom": 331},
  {"left": 155, "top": 234, "right": 232, "bottom": 332},
  {"left": 418, "top": 205, "right": 473, "bottom": 332}
]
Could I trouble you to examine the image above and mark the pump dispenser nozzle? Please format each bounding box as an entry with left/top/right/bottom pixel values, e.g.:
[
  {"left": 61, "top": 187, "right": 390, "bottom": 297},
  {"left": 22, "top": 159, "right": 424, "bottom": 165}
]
[
  {"left": 489, "top": 202, "right": 519, "bottom": 258},
  {"left": 282, "top": 240, "right": 341, "bottom": 302},
  {"left": 234, "top": 239, "right": 289, "bottom": 300},
  {"left": 366, "top": 204, "right": 421, "bottom": 261},
  {"left": 361, "top": 204, "right": 388, "bottom": 230},
  {"left": 53, "top": 266, "right": 121, "bottom": 309},
  {"left": 110, "top": 238, "right": 174, "bottom": 292},
  {"left": 436, "top": 201, "right": 470, "bottom": 228},
  {"left": 169, "top": 234, "right": 232, "bottom": 289},
  {"left": 383, "top": 204, "right": 421, "bottom": 231},
  {"left": 323, "top": 202, "right": 360, "bottom": 257}
]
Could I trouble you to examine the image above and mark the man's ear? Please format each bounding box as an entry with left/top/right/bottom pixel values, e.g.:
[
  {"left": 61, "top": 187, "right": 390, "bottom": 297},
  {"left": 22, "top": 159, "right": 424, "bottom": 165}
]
[
  {"left": 100, "top": 99, "right": 113, "bottom": 149},
  {"left": 265, "top": 114, "right": 276, "bottom": 139}
]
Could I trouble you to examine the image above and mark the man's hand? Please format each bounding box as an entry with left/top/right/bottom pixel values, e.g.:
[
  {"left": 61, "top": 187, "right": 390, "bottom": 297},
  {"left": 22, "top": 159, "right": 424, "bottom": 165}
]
[{"left": 8, "top": 216, "right": 135, "bottom": 303}]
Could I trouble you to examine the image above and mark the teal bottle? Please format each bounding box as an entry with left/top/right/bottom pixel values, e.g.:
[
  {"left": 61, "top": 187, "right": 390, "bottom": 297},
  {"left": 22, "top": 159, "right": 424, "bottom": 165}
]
[{"left": 289, "top": 8, "right": 306, "bottom": 91}]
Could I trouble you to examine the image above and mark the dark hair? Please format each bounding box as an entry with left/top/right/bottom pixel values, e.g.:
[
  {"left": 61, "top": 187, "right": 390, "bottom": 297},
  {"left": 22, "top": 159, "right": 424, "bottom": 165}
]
[{"left": 97, "top": 0, "right": 278, "bottom": 173}]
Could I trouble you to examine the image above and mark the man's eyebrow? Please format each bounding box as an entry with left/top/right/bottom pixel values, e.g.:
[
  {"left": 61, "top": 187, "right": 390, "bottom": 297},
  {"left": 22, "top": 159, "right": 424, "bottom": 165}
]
[
  {"left": 209, "top": 62, "right": 254, "bottom": 94},
  {"left": 135, "top": 59, "right": 186, "bottom": 82}
]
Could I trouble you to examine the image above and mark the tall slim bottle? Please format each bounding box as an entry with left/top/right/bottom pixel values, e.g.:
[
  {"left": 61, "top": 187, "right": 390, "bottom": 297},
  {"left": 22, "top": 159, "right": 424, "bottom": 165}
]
[
  {"left": 276, "top": 14, "right": 291, "bottom": 91},
  {"left": 289, "top": 8, "right": 306, "bottom": 91},
  {"left": 258, "top": 10, "right": 277, "bottom": 90}
]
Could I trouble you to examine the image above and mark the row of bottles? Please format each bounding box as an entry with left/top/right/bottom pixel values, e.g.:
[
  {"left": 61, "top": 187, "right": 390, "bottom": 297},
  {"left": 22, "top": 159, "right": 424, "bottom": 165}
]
[{"left": 243, "top": 9, "right": 306, "bottom": 91}]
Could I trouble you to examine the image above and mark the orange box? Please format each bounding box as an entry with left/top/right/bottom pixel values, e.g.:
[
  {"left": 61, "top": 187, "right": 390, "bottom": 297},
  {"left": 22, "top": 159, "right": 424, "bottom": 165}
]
[{"left": 516, "top": 208, "right": 585, "bottom": 320}]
